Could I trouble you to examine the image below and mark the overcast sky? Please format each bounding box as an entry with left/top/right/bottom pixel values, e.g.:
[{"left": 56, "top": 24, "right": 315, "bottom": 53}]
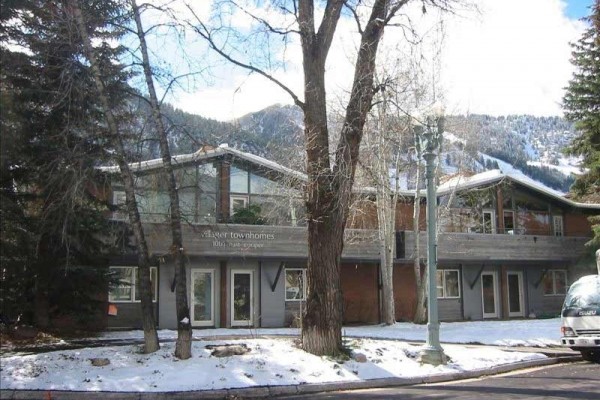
[{"left": 167, "top": 0, "right": 592, "bottom": 121}]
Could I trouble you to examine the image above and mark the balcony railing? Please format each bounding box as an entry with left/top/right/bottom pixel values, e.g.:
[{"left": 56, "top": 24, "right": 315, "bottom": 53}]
[{"left": 400, "top": 231, "right": 590, "bottom": 262}]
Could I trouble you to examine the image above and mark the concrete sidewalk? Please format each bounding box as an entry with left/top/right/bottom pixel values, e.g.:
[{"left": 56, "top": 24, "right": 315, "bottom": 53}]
[{"left": 0, "top": 345, "right": 581, "bottom": 400}]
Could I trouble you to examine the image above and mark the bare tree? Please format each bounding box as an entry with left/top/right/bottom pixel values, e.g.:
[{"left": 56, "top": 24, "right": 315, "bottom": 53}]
[
  {"left": 70, "top": 0, "right": 160, "bottom": 353},
  {"left": 129, "top": 0, "right": 192, "bottom": 359},
  {"left": 188, "top": 0, "right": 456, "bottom": 355},
  {"left": 412, "top": 129, "right": 427, "bottom": 323}
]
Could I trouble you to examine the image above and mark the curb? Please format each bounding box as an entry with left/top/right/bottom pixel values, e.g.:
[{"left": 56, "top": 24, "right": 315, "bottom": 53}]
[{"left": 0, "top": 355, "right": 579, "bottom": 400}]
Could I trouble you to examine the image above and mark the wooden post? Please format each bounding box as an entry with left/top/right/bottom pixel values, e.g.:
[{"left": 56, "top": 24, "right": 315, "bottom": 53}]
[
  {"left": 496, "top": 187, "right": 504, "bottom": 234},
  {"left": 500, "top": 265, "right": 508, "bottom": 319},
  {"left": 217, "top": 158, "right": 231, "bottom": 223},
  {"left": 220, "top": 261, "right": 228, "bottom": 327}
]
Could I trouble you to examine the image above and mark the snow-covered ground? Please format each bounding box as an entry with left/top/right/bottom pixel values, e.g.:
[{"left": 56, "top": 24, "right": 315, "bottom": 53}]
[
  {"left": 100, "top": 317, "right": 562, "bottom": 347},
  {"left": 0, "top": 319, "right": 562, "bottom": 393}
]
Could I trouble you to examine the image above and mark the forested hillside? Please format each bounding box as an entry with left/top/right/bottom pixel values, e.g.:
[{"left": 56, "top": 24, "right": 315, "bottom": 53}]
[{"left": 149, "top": 104, "right": 578, "bottom": 192}]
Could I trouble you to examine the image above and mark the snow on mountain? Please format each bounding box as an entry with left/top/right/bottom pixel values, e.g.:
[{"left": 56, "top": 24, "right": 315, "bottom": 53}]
[{"left": 528, "top": 157, "right": 584, "bottom": 177}]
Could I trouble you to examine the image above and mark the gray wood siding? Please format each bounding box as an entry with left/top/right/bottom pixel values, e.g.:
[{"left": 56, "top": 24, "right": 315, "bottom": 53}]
[
  {"left": 159, "top": 260, "right": 222, "bottom": 329},
  {"left": 403, "top": 232, "right": 589, "bottom": 262},
  {"left": 144, "top": 224, "right": 381, "bottom": 260},
  {"left": 259, "top": 261, "right": 286, "bottom": 327},
  {"left": 462, "top": 265, "right": 484, "bottom": 321},
  {"left": 526, "top": 268, "right": 565, "bottom": 318},
  {"left": 438, "top": 299, "right": 462, "bottom": 321}
]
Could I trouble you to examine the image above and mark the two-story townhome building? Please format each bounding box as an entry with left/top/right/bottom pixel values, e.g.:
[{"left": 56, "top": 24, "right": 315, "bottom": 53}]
[
  {"left": 394, "top": 170, "right": 598, "bottom": 322},
  {"left": 102, "top": 145, "right": 599, "bottom": 330}
]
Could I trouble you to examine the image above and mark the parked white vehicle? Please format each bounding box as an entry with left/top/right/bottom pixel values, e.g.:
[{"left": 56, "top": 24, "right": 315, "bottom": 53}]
[{"left": 560, "top": 274, "right": 600, "bottom": 362}]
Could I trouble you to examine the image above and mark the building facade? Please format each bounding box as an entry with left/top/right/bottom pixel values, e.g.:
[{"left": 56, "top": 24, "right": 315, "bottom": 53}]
[{"left": 102, "top": 146, "right": 599, "bottom": 329}]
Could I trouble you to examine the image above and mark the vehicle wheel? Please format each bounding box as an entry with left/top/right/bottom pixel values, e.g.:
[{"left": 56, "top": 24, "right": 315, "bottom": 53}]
[{"left": 580, "top": 349, "right": 600, "bottom": 363}]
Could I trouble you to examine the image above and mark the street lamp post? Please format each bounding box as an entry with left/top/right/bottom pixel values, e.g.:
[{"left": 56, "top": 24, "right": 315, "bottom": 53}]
[{"left": 416, "top": 114, "right": 447, "bottom": 366}]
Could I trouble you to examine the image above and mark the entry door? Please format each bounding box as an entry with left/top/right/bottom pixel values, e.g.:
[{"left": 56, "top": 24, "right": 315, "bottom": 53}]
[
  {"left": 481, "top": 272, "right": 499, "bottom": 318},
  {"left": 507, "top": 271, "right": 525, "bottom": 317},
  {"left": 231, "top": 270, "right": 253, "bottom": 326},
  {"left": 191, "top": 269, "right": 214, "bottom": 326}
]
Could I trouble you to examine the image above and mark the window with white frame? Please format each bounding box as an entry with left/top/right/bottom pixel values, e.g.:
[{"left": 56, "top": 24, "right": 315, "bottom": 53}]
[
  {"left": 109, "top": 266, "right": 158, "bottom": 302},
  {"left": 436, "top": 269, "right": 460, "bottom": 298},
  {"left": 285, "top": 268, "right": 306, "bottom": 301},
  {"left": 543, "top": 270, "right": 567, "bottom": 295},
  {"left": 230, "top": 195, "right": 249, "bottom": 215},
  {"left": 482, "top": 210, "right": 496, "bottom": 234}
]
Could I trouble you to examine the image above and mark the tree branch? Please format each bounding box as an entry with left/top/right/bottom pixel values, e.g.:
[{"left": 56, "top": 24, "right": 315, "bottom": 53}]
[
  {"left": 186, "top": 4, "right": 305, "bottom": 110},
  {"left": 316, "top": 0, "right": 344, "bottom": 59}
]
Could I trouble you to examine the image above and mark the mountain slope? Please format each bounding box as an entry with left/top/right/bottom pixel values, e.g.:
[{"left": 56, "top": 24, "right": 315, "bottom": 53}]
[{"left": 153, "top": 104, "right": 579, "bottom": 192}]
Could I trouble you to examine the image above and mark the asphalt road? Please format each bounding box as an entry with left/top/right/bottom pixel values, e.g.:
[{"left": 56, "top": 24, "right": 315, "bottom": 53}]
[{"left": 276, "top": 362, "right": 600, "bottom": 400}]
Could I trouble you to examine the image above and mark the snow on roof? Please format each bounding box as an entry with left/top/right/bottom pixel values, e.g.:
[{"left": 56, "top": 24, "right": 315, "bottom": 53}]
[
  {"left": 438, "top": 169, "right": 600, "bottom": 210},
  {"left": 99, "top": 144, "right": 307, "bottom": 181},
  {"left": 100, "top": 148, "right": 598, "bottom": 210}
]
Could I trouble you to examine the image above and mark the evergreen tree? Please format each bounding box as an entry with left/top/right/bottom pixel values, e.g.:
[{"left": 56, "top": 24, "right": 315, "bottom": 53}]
[
  {"left": 0, "top": 0, "right": 126, "bottom": 329},
  {"left": 563, "top": 1, "right": 600, "bottom": 202}
]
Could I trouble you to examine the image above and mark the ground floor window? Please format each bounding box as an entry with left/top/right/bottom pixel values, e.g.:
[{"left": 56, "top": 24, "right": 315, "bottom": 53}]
[
  {"left": 285, "top": 268, "right": 306, "bottom": 301},
  {"left": 543, "top": 270, "right": 567, "bottom": 295},
  {"left": 436, "top": 269, "right": 460, "bottom": 298},
  {"left": 109, "top": 266, "right": 158, "bottom": 302}
]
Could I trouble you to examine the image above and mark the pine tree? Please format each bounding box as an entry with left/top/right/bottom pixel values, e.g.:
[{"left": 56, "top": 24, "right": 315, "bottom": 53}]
[
  {"left": 563, "top": 1, "right": 600, "bottom": 202},
  {"left": 0, "top": 0, "right": 126, "bottom": 328}
]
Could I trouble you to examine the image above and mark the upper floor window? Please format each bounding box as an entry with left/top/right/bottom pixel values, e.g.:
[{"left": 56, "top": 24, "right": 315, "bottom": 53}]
[
  {"left": 251, "top": 173, "right": 277, "bottom": 194},
  {"left": 230, "top": 195, "right": 249, "bottom": 215},
  {"left": 285, "top": 268, "right": 306, "bottom": 301},
  {"left": 543, "top": 270, "right": 567, "bottom": 296},
  {"left": 230, "top": 166, "right": 249, "bottom": 193},
  {"left": 503, "top": 211, "right": 515, "bottom": 234},
  {"left": 109, "top": 266, "right": 158, "bottom": 302},
  {"left": 121, "top": 163, "right": 217, "bottom": 224},
  {"left": 436, "top": 269, "right": 460, "bottom": 299},
  {"left": 553, "top": 215, "right": 564, "bottom": 237},
  {"left": 482, "top": 210, "right": 496, "bottom": 234}
]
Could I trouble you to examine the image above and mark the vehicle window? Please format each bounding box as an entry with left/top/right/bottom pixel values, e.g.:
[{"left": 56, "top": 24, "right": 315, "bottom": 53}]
[{"left": 562, "top": 278, "right": 600, "bottom": 309}]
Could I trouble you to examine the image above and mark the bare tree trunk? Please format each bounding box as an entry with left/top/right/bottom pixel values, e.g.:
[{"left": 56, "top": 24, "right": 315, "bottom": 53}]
[
  {"left": 413, "top": 158, "right": 427, "bottom": 323},
  {"left": 70, "top": 0, "right": 159, "bottom": 353},
  {"left": 378, "top": 196, "right": 396, "bottom": 325},
  {"left": 299, "top": 0, "right": 396, "bottom": 355},
  {"left": 190, "top": 0, "right": 430, "bottom": 356},
  {"left": 375, "top": 90, "right": 395, "bottom": 325},
  {"left": 130, "top": 0, "right": 191, "bottom": 360}
]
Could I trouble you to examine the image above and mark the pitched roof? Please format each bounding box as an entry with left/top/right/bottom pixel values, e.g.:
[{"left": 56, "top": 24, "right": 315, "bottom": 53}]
[
  {"left": 437, "top": 169, "right": 600, "bottom": 210},
  {"left": 101, "top": 147, "right": 599, "bottom": 210},
  {"left": 99, "top": 144, "right": 308, "bottom": 181}
]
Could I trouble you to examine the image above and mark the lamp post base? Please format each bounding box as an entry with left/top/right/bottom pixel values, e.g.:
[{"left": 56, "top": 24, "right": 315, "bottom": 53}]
[{"left": 419, "top": 345, "right": 447, "bottom": 366}]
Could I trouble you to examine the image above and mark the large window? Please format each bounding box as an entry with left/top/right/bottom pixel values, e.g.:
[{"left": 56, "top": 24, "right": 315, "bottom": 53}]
[
  {"left": 230, "top": 166, "right": 249, "bottom": 193},
  {"left": 543, "top": 270, "right": 567, "bottom": 296},
  {"left": 127, "top": 163, "right": 217, "bottom": 224},
  {"left": 229, "top": 164, "right": 305, "bottom": 226},
  {"left": 109, "top": 266, "right": 158, "bottom": 302},
  {"left": 436, "top": 269, "right": 460, "bottom": 299},
  {"left": 285, "top": 269, "right": 306, "bottom": 301}
]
